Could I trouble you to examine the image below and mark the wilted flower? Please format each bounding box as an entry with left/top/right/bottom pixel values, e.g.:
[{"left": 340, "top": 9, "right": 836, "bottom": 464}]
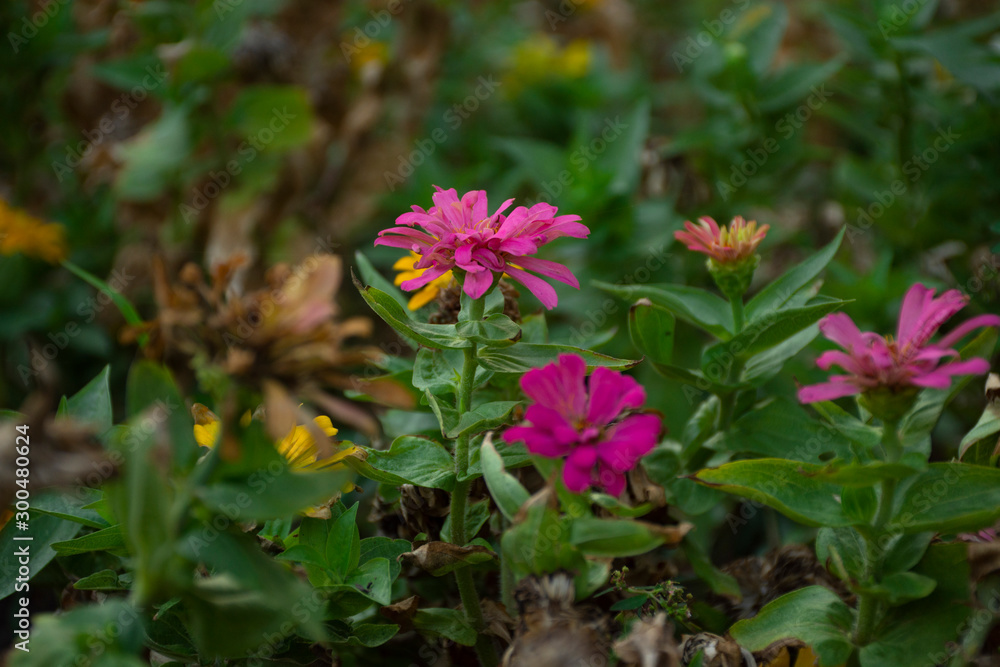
[
  {"left": 136, "top": 254, "right": 380, "bottom": 435},
  {"left": 675, "top": 215, "right": 768, "bottom": 266},
  {"left": 0, "top": 199, "right": 68, "bottom": 264},
  {"left": 393, "top": 251, "right": 455, "bottom": 310},
  {"left": 375, "top": 186, "right": 588, "bottom": 309},
  {"left": 503, "top": 354, "right": 661, "bottom": 495},
  {"left": 798, "top": 284, "right": 1000, "bottom": 418}
]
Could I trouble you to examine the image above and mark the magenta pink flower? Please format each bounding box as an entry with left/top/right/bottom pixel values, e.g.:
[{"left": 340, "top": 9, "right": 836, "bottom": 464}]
[
  {"left": 503, "top": 354, "right": 661, "bottom": 495},
  {"left": 799, "top": 284, "right": 1000, "bottom": 404},
  {"left": 375, "top": 186, "right": 588, "bottom": 309},
  {"left": 674, "top": 215, "right": 769, "bottom": 265}
]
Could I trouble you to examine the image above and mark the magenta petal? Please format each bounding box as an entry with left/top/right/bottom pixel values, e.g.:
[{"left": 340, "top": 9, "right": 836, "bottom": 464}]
[
  {"left": 399, "top": 263, "right": 451, "bottom": 291},
  {"left": 509, "top": 256, "right": 580, "bottom": 288},
  {"left": 819, "top": 313, "right": 866, "bottom": 353},
  {"left": 595, "top": 465, "right": 627, "bottom": 496},
  {"left": 503, "top": 266, "right": 559, "bottom": 309},
  {"left": 798, "top": 380, "right": 860, "bottom": 403},
  {"left": 936, "top": 314, "right": 1000, "bottom": 349},
  {"left": 586, "top": 368, "right": 646, "bottom": 425},
  {"left": 603, "top": 414, "right": 662, "bottom": 462},
  {"left": 562, "top": 462, "right": 593, "bottom": 493},
  {"left": 896, "top": 283, "right": 936, "bottom": 348},
  {"left": 816, "top": 350, "right": 863, "bottom": 374},
  {"left": 462, "top": 268, "right": 495, "bottom": 299},
  {"left": 519, "top": 356, "right": 587, "bottom": 418},
  {"left": 567, "top": 445, "right": 598, "bottom": 469},
  {"left": 911, "top": 357, "right": 991, "bottom": 388}
]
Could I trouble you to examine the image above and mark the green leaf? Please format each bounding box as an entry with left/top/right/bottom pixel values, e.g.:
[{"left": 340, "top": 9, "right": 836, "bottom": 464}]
[
  {"left": 344, "top": 557, "right": 392, "bottom": 605},
  {"left": 91, "top": 54, "right": 164, "bottom": 91},
  {"left": 125, "top": 361, "right": 198, "bottom": 470},
  {"left": 336, "top": 622, "right": 399, "bottom": 647},
  {"left": 62, "top": 261, "right": 147, "bottom": 346},
  {"left": 816, "top": 526, "right": 866, "bottom": 581},
  {"left": 115, "top": 106, "right": 191, "bottom": 201},
  {"left": 356, "top": 435, "right": 455, "bottom": 490},
  {"left": 477, "top": 343, "right": 639, "bottom": 373},
  {"left": 327, "top": 503, "right": 361, "bottom": 576},
  {"left": 891, "top": 462, "right": 1000, "bottom": 533},
  {"left": 448, "top": 400, "right": 521, "bottom": 440},
  {"left": 354, "top": 274, "right": 471, "bottom": 349},
  {"left": 881, "top": 533, "right": 933, "bottom": 576},
  {"left": 354, "top": 250, "right": 411, "bottom": 312},
  {"left": 456, "top": 313, "right": 521, "bottom": 346},
  {"left": 702, "top": 300, "right": 846, "bottom": 372},
  {"left": 275, "top": 544, "right": 328, "bottom": 570},
  {"left": 859, "top": 572, "right": 936, "bottom": 606},
  {"left": 595, "top": 281, "right": 733, "bottom": 339},
  {"left": 713, "top": 398, "right": 854, "bottom": 463},
  {"left": 359, "top": 537, "right": 411, "bottom": 581},
  {"left": 746, "top": 227, "right": 845, "bottom": 321},
  {"left": 65, "top": 365, "right": 113, "bottom": 432},
  {"left": 568, "top": 518, "right": 666, "bottom": 557},
  {"left": 441, "top": 499, "right": 492, "bottom": 544},
  {"left": 692, "top": 459, "right": 850, "bottom": 527},
  {"left": 959, "top": 400, "right": 1000, "bottom": 463},
  {"left": 52, "top": 525, "right": 126, "bottom": 556},
  {"left": 741, "top": 324, "right": 820, "bottom": 384},
  {"left": 730, "top": 586, "right": 854, "bottom": 667},
  {"left": 806, "top": 461, "right": 923, "bottom": 486},
  {"left": 628, "top": 300, "right": 675, "bottom": 365},
  {"left": 73, "top": 569, "right": 128, "bottom": 591},
  {"left": 840, "top": 486, "right": 876, "bottom": 524},
  {"left": 0, "top": 512, "right": 81, "bottom": 600},
  {"left": 29, "top": 489, "right": 108, "bottom": 530},
  {"left": 642, "top": 446, "right": 681, "bottom": 488},
  {"left": 480, "top": 436, "right": 530, "bottom": 521},
  {"left": 412, "top": 608, "right": 477, "bottom": 646},
  {"left": 226, "top": 85, "right": 314, "bottom": 152},
  {"left": 413, "top": 347, "right": 461, "bottom": 395}
]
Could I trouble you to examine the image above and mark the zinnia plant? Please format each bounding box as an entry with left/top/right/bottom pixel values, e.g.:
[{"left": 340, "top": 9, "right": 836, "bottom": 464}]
[
  {"left": 375, "top": 186, "right": 589, "bottom": 308},
  {"left": 504, "top": 354, "right": 661, "bottom": 495}
]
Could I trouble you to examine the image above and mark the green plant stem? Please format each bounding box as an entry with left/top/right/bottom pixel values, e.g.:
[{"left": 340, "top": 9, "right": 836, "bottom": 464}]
[
  {"left": 730, "top": 295, "right": 745, "bottom": 333},
  {"left": 449, "top": 295, "right": 497, "bottom": 667},
  {"left": 854, "top": 419, "right": 902, "bottom": 647}
]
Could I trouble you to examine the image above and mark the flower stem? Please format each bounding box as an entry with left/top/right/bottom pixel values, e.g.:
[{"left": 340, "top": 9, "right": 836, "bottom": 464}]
[
  {"left": 449, "top": 295, "right": 497, "bottom": 666},
  {"left": 730, "top": 295, "right": 745, "bottom": 333},
  {"left": 853, "top": 419, "right": 902, "bottom": 648}
]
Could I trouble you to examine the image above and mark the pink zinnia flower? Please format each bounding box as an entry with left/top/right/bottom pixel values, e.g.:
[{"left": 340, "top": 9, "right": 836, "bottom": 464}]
[
  {"left": 375, "top": 186, "right": 588, "bottom": 309},
  {"left": 503, "top": 354, "right": 661, "bottom": 495},
  {"left": 798, "top": 284, "right": 1000, "bottom": 404},
  {"left": 674, "top": 215, "right": 769, "bottom": 265}
]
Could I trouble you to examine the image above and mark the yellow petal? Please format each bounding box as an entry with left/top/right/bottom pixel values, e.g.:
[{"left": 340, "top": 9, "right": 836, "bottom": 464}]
[
  {"left": 407, "top": 285, "right": 439, "bottom": 310},
  {"left": 193, "top": 421, "right": 220, "bottom": 449},
  {"left": 392, "top": 254, "right": 417, "bottom": 271}
]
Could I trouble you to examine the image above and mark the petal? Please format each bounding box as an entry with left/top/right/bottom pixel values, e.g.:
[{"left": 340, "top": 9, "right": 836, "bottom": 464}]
[
  {"left": 601, "top": 413, "right": 661, "bottom": 465},
  {"left": 586, "top": 367, "right": 646, "bottom": 424},
  {"left": 566, "top": 445, "right": 598, "bottom": 470},
  {"left": 400, "top": 263, "right": 452, "bottom": 291},
  {"left": 503, "top": 266, "right": 559, "bottom": 309},
  {"left": 508, "top": 256, "right": 580, "bottom": 288},
  {"left": 562, "top": 461, "right": 594, "bottom": 493},
  {"left": 816, "top": 350, "right": 864, "bottom": 374},
  {"left": 519, "top": 354, "right": 587, "bottom": 417},
  {"left": 462, "top": 267, "right": 495, "bottom": 299},
  {"left": 911, "top": 358, "right": 991, "bottom": 388},
  {"left": 896, "top": 283, "right": 936, "bottom": 347},
  {"left": 936, "top": 314, "right": 1000, "bottom": 349},
  {"left": 819, "top": 313, "right": 867, "bottom": 353},
  {"left": 798, "top": 380, "right": 860, "bottom": 403},
  {"left": 595, "top": 464, "right": 627, "bottom": 496}
]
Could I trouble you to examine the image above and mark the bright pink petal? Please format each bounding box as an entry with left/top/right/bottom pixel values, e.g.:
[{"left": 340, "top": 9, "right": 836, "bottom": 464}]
[
  {"left": 896, "top": 283, "right": 936, "bottom": 348},
  {"left": 586, "top": 367, "right": 646, "bottom": 425},
  {"left": 502, "top": 266, "right": 559, "bottom": 309},
  {"left": 798, "top": 380, "right": 860, "bottom": 403},
  {"left": 819, "top": 313, "right": 866, "bottom": 353},
  {"left": 462, "top": 268, "right": 495, "bottom": 299},
  {"left": 399, "top": 263, "right": 451, "bottom": 291},
  {"left": 816, "top": 350, "right": 864, "bottom": 374},
  {"left": 936, "top": 314, "right": 1000, "bottom": 349},
  {"left": 911, "top": 358, "right": 991, "bottom": 388},
  {"left": 601, "top": 413, "right": 661, "bottom": 465},
  {"left": 562, "top": 461, "right": 594, "bottom": 493},
  {"left": 519, "top": 354, "right": 587, "bottom": 417},
  {"left": 509, "top": 256, "right": 580, "bottom": 288},
  {"left": 595, "top": 464, "right": 627, "bottom": 496}
]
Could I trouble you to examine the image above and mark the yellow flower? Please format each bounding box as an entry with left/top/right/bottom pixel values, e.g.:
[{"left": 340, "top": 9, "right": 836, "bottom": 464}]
[
  {"left": 192, "top": 404, "right": 359, "bottom": 476},
  {"left": 393, "top": 251, "right": 454, "bottom": 310},
  {"left": 506, "top": 35, "right": 592, "bottom": 91},
  {"left": 0, "top": 199, "right": 68, "bottom": 264},
  {"left": 560, "top": 40, "right": 592, "bottom": 78}
]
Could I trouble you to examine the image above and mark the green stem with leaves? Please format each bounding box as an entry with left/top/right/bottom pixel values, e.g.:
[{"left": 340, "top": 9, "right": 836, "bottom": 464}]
[
  {"left": 717, "top": 295, "right": 746, "bottom": 432},
  {"left": 449, "top": 294, "right": 498, "bottom": 667},
  {"left": 853, "top": 419, "right": 902, "bottom": 647}
]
